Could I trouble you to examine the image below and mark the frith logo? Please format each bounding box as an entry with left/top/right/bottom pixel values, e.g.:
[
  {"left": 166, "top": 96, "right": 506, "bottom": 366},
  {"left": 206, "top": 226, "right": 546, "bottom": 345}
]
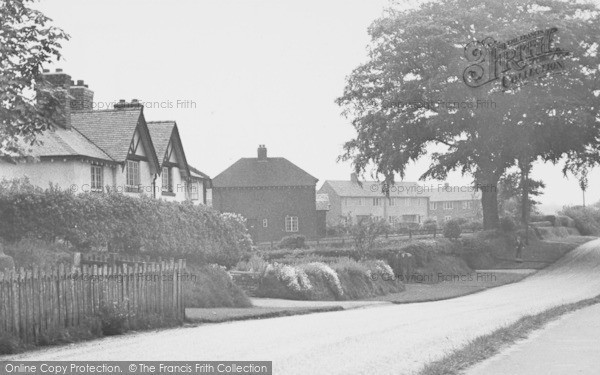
[{"left": 462, "top": 27, "right": 570, "bottom": 89}]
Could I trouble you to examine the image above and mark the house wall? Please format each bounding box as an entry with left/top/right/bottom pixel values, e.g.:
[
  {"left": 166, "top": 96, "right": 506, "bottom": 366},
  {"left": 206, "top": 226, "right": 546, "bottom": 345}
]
[
  {"left": 212, "top": 186, "right": 317, "bottom": 242},
  {"left": 340, "top": 197, "right": 428, "bottom": 223},
  {"left": 428, "top": 199, "right": 481, "bottom": 223},
  {"left": 317, "top": 183, "right": 343, "bottom": 225},
  {"left": 0, "top": 159, "right": 116, "bottom": 192}
]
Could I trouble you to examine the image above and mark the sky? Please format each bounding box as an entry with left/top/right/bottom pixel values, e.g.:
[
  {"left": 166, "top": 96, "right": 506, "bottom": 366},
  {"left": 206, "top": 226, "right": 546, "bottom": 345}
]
[{"left": 36, "top": 0, "right": 598, "bottom": 213}]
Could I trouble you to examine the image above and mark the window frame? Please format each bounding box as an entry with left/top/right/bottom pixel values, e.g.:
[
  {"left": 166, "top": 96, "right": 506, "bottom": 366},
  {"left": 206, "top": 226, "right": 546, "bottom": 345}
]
[
  {"left": 161, "top": 166, "right": 173, "bottom": 193},
  {"left": 263, "top": 219, "right": 268, "bottom": 228},
  {"left": 443, "top": 201, "right": 454, "bottom": 210},
  {"left": 126, "top": 160, "right": 140, "bottom": 192},
  {"left": 373, "top": 198, "right": 381, "bottom": 206},
  {"left": 285, "top": 216, "right": 299, "bottom": 232},
  {"left": 90, "top": 165, "right": 103, "bottom": 192},
  {"left": 430, "top": 202, "right": 438, "bottom": 210}
]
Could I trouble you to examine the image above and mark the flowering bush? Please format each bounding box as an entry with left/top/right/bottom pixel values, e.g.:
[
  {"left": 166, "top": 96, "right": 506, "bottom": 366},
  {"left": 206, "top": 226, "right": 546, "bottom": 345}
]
[
  {"left": 266, "top": 263, "right": 312, "bottom": 292},
  {"left": 301, "top": 262, "right": 343, "bottom": 297},
  {"left": 97, "top": 300, "right": 133, "bottom": 336}
]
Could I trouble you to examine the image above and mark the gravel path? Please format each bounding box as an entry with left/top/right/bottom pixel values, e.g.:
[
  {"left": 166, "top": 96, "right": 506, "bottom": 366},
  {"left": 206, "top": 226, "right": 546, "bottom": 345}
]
[{"left": 5, "top": 239, "right": 600, "bottom": 375}]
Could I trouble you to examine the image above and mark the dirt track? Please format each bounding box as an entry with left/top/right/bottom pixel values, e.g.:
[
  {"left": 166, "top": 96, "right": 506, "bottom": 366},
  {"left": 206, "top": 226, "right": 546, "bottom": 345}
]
[{"left": 5, "top": 239, "right": 600, "bottom": 375}]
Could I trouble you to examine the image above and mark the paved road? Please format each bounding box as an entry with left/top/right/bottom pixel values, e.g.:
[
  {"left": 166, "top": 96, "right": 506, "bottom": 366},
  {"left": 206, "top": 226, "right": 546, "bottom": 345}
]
[
  {"left": 5, "top": 239, "right": 600, "bottom": 375},
  {"left": 467, "top": 303, "right": 600, "bottom": 375}
]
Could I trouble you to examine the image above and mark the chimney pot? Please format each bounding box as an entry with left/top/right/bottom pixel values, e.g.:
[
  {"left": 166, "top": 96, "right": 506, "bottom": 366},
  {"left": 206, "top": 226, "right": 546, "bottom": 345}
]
[
  {"left": 77, "top": 79, "right": 84, "bottom": 86},
  {"left": 119, "top": 99, "right": 126, "bottom": 103},
  {"left": 257, "top": 145, "right": 267, "bottom": 160},
  {"left": 131, "top": 99, "right": 139, "bottom": 104},
  {"left": 43, "top": 69, "right": 50, "bottom": 73},
  {"left": 56, "top": 68, "right": 63, "bottom": 72}
]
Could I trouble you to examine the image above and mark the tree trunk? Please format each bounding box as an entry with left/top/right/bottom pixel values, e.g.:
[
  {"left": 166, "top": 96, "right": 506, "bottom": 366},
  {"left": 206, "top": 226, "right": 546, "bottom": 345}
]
[{"left": 481, "top": 187, "right": 499, "bottom": 230}]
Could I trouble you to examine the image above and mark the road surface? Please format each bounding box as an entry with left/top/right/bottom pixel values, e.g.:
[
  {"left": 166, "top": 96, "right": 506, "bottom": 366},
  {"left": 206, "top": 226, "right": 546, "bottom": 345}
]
[
  {"left": 466, "top": 303, "right": 600, "bottom": 375},
  {"left": 5, "top": 239, "right": 600, "bottom": 374}
]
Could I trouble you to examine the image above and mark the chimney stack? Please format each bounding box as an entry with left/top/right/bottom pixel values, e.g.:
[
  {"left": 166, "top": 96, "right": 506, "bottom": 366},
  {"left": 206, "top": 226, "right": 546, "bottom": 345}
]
[
  {"left": 69, "top": 79, "right": 94, "bottom": 111},
  {"left": 40, "top": 68, "right": 72, "bottom": 130},
  {"left": 257, "top": 145, "right": 267, "bottom": 160},
  {"left": 114, "top": 99, "right": 143, "bottom": 110},
  {"left": 350, "top": 173, "right": 358, "bottom": 183}
]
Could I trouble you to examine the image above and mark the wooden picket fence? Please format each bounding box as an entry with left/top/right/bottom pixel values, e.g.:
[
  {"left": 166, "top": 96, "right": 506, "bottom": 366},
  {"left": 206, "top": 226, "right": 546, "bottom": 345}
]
[{"left": 0, "top": 260, "right": 188, "bottom": 344}]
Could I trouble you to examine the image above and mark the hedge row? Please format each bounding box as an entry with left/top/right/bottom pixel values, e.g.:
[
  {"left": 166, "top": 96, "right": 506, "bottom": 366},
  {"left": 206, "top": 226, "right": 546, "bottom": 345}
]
[{"left": 0, "top": 179, "right": 252, "bottom": 267}]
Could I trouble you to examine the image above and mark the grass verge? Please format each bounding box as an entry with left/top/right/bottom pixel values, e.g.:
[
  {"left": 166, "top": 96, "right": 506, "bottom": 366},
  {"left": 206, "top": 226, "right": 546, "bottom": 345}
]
[
  {"left": 374, "top": 271, "right": 530, "bottom": 304},
  {"left": 416, "top": 294, "right": 600, "bottom": 375},
  {"left": 185, "top": 306, "right": 342, "bottom": 323}
]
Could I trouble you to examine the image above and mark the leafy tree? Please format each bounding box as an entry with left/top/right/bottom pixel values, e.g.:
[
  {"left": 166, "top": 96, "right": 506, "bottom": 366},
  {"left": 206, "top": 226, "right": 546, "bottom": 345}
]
[
  {"left": 0, "top": 0, "right": 69, "bottom": 158},
  {"left": 498, "top": 171, "right": 545, "bottom": 219},
  {"left": 337, "top": 0, "right": 600, "bottom": 230},
  {"left": 351, "top": 216, "right": 389, "bottom": 259}
]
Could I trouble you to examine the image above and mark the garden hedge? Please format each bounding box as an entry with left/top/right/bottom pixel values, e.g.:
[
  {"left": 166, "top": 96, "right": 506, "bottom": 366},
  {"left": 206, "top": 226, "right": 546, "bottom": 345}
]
[{"left": 0, "top": 179, "right": 252, "bottom": 267}]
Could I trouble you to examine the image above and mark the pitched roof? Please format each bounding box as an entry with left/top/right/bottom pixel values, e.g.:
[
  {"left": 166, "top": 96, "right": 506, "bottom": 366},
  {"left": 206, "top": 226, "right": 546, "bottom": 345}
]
[
  {"left": 71, "top": 108, "right": 142, "bottom": 161},
  {"left": 189, "top": 165, "right": 210, "bottom": 180},
  {"left": 427, "top": 185, "right": 481, "bottom": 202},
  {"left": 146, "top": 121, "right": 175, "bottom": 164},
  {"left": 322, "top": 180, "right": 422, "bottom": 197},
  {"left": 212, "top": 157, "right": 318, "bottom": 188},
  {"left": 29, "top": 127, "right": 112, "bottom": 161}
]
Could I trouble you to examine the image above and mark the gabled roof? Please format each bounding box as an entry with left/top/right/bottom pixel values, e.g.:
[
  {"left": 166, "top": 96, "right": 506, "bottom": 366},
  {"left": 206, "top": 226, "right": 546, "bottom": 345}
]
[
  {"left": 146, "top": 121, "right": 174, "bottom": 166},
  {"left": 147, "top": 121, "right": 190, "bottom": 176},
  {"left": 71, "top": 108, "right": 143, "bottom": 162},
  {"left": 189, "top": 165, "right": 210, "bottom": 180},
  {"left": 27, "top": 127, "right": 113, "bottom": 161},
  {"left": 212, "top": 157, "right": 318, "bottom": 188},
  {"left": 322, "top": 180, "right": 422, "bottom": 197}
]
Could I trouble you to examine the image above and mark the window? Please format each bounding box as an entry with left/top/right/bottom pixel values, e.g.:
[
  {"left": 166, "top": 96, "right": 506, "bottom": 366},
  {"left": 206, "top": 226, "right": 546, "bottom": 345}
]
[
  {"left": 356, "top": 198, "right": 362, "bottom": 206},
  {"left": 126, "top": 160, "right": 140, "bottom": 191},
  {"left": 443, "top": 202, "right": 454, "bottom": 210},
  {"left": 343, "top": 198, "right": 348, "bottom": 206},
  {"left": 417, "top": 198, "right": 423, "bottom": 206},
  {"left": 430, "top": 202, "right": 438, "bottom": 210},
  {"left": 90, "top": 165, "right": 103, "bottom": 192},
  {"left": 285, "top": 216, "right": 299, "bottom": 232},
  {"left": 445, "top": 216, "right": 452, "bottom": 222},
  {"left": 405, "top": 198, "right": 411, "bottom": 206},
  {"left": 161, "top": 167, "right": 172, "bottom": 192},
  {"left": 189, "top": 182, "right": 199, "bottom": 200},
  {"left": 389, "top": 198, "right": 395, "bottom": 206},
  {"left": 263, "top": 219, "right": 268, "bottom": 228},
  {"left": 462, "top": 201, "right": 473, "bottom": 209},
  {"left": 373, "top": 198, "right": 381, "bottom": 206},
  {"left": 388, "top": 216, "right": 398, "bottom": 224}
]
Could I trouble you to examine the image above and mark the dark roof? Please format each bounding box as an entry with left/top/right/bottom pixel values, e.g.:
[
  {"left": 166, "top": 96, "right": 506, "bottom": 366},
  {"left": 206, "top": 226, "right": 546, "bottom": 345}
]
[
  {"left": 146, "top": 121, "right": 174, "bottom": 164},
  {"left": 212, "top": 157, "right": 318, "bottom": 188},
  {"left": 189, "top": 165, "right": 211, "bottom": 180},
  {"left": 29, "top": 127, "right": 112, "bottom": 161},
  {"left": 71, "top": 108, "right": 142, "bottom": 161}
]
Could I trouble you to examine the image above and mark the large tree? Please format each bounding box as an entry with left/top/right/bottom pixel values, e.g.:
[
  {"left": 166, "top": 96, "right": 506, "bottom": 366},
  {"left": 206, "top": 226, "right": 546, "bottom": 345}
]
[
  {"left": 0, "top": 0, "right": 69, "bottom": 158},
  {"left": 337, "top": 0, "right": 600, "bottom": 229}
]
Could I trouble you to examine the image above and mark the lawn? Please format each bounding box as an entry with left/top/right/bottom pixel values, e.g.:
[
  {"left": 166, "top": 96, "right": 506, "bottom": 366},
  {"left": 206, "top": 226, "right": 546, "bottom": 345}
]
[{"left": 372, "top": 271, "right": 531, "bottom": 303}]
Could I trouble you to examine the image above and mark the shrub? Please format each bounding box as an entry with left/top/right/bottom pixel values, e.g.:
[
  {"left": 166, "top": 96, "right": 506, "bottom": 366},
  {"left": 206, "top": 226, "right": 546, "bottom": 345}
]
[
  {"left": 500, "top": 216, "right": 516, "bottom": 232},
  {"left": 0, "top": 334, "right": 21, "bottom": 354},
  {"left": 350, "top": 217, "right": 390, "bottom": 258},
  {"left": 184, "top": 264, "right": 251, "bottom": 308},
  {"left": 97, "top": 301, "right": 132, "bottom": 336},
  {"left": 2, "top": 238, "right": 72, "bottom": 268},
  {"left": 422, "top": 219, "right": 438, "bottom": 232},
  {"left": 461, "top": 220, "right": 483, "bottom": 232},
  {"left": 278, "top": 235, "right": 307, "bottom": 250},
  {"left": 301, "top": 262, "right": 343, "bottom": 297},
  {"left": 0, "top": 179, "right": 252, "bottom": 267},
  {"left": 443, "top": 219, "right": 462, "bottom": 239},
  {"left": 560, "top": 206, "right": 600, "bottom": 235}
]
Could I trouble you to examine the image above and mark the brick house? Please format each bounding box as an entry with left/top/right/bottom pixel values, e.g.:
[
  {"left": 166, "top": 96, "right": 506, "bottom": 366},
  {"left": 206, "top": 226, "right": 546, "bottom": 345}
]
[
  {"left": 427, "top": 184, "right": 482, "bottom": 223},
  {"left": 211, "top": 145, "right": 319, "bottom": 243},
  {"left": 319, "top": 175, "right": 482, "bottom": 227},
  {"left": 318, "top": 174, "right": 428, "bottom": 227},
  {"left": 0, "top": 69, "right": 210, "bottom": 203}
]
